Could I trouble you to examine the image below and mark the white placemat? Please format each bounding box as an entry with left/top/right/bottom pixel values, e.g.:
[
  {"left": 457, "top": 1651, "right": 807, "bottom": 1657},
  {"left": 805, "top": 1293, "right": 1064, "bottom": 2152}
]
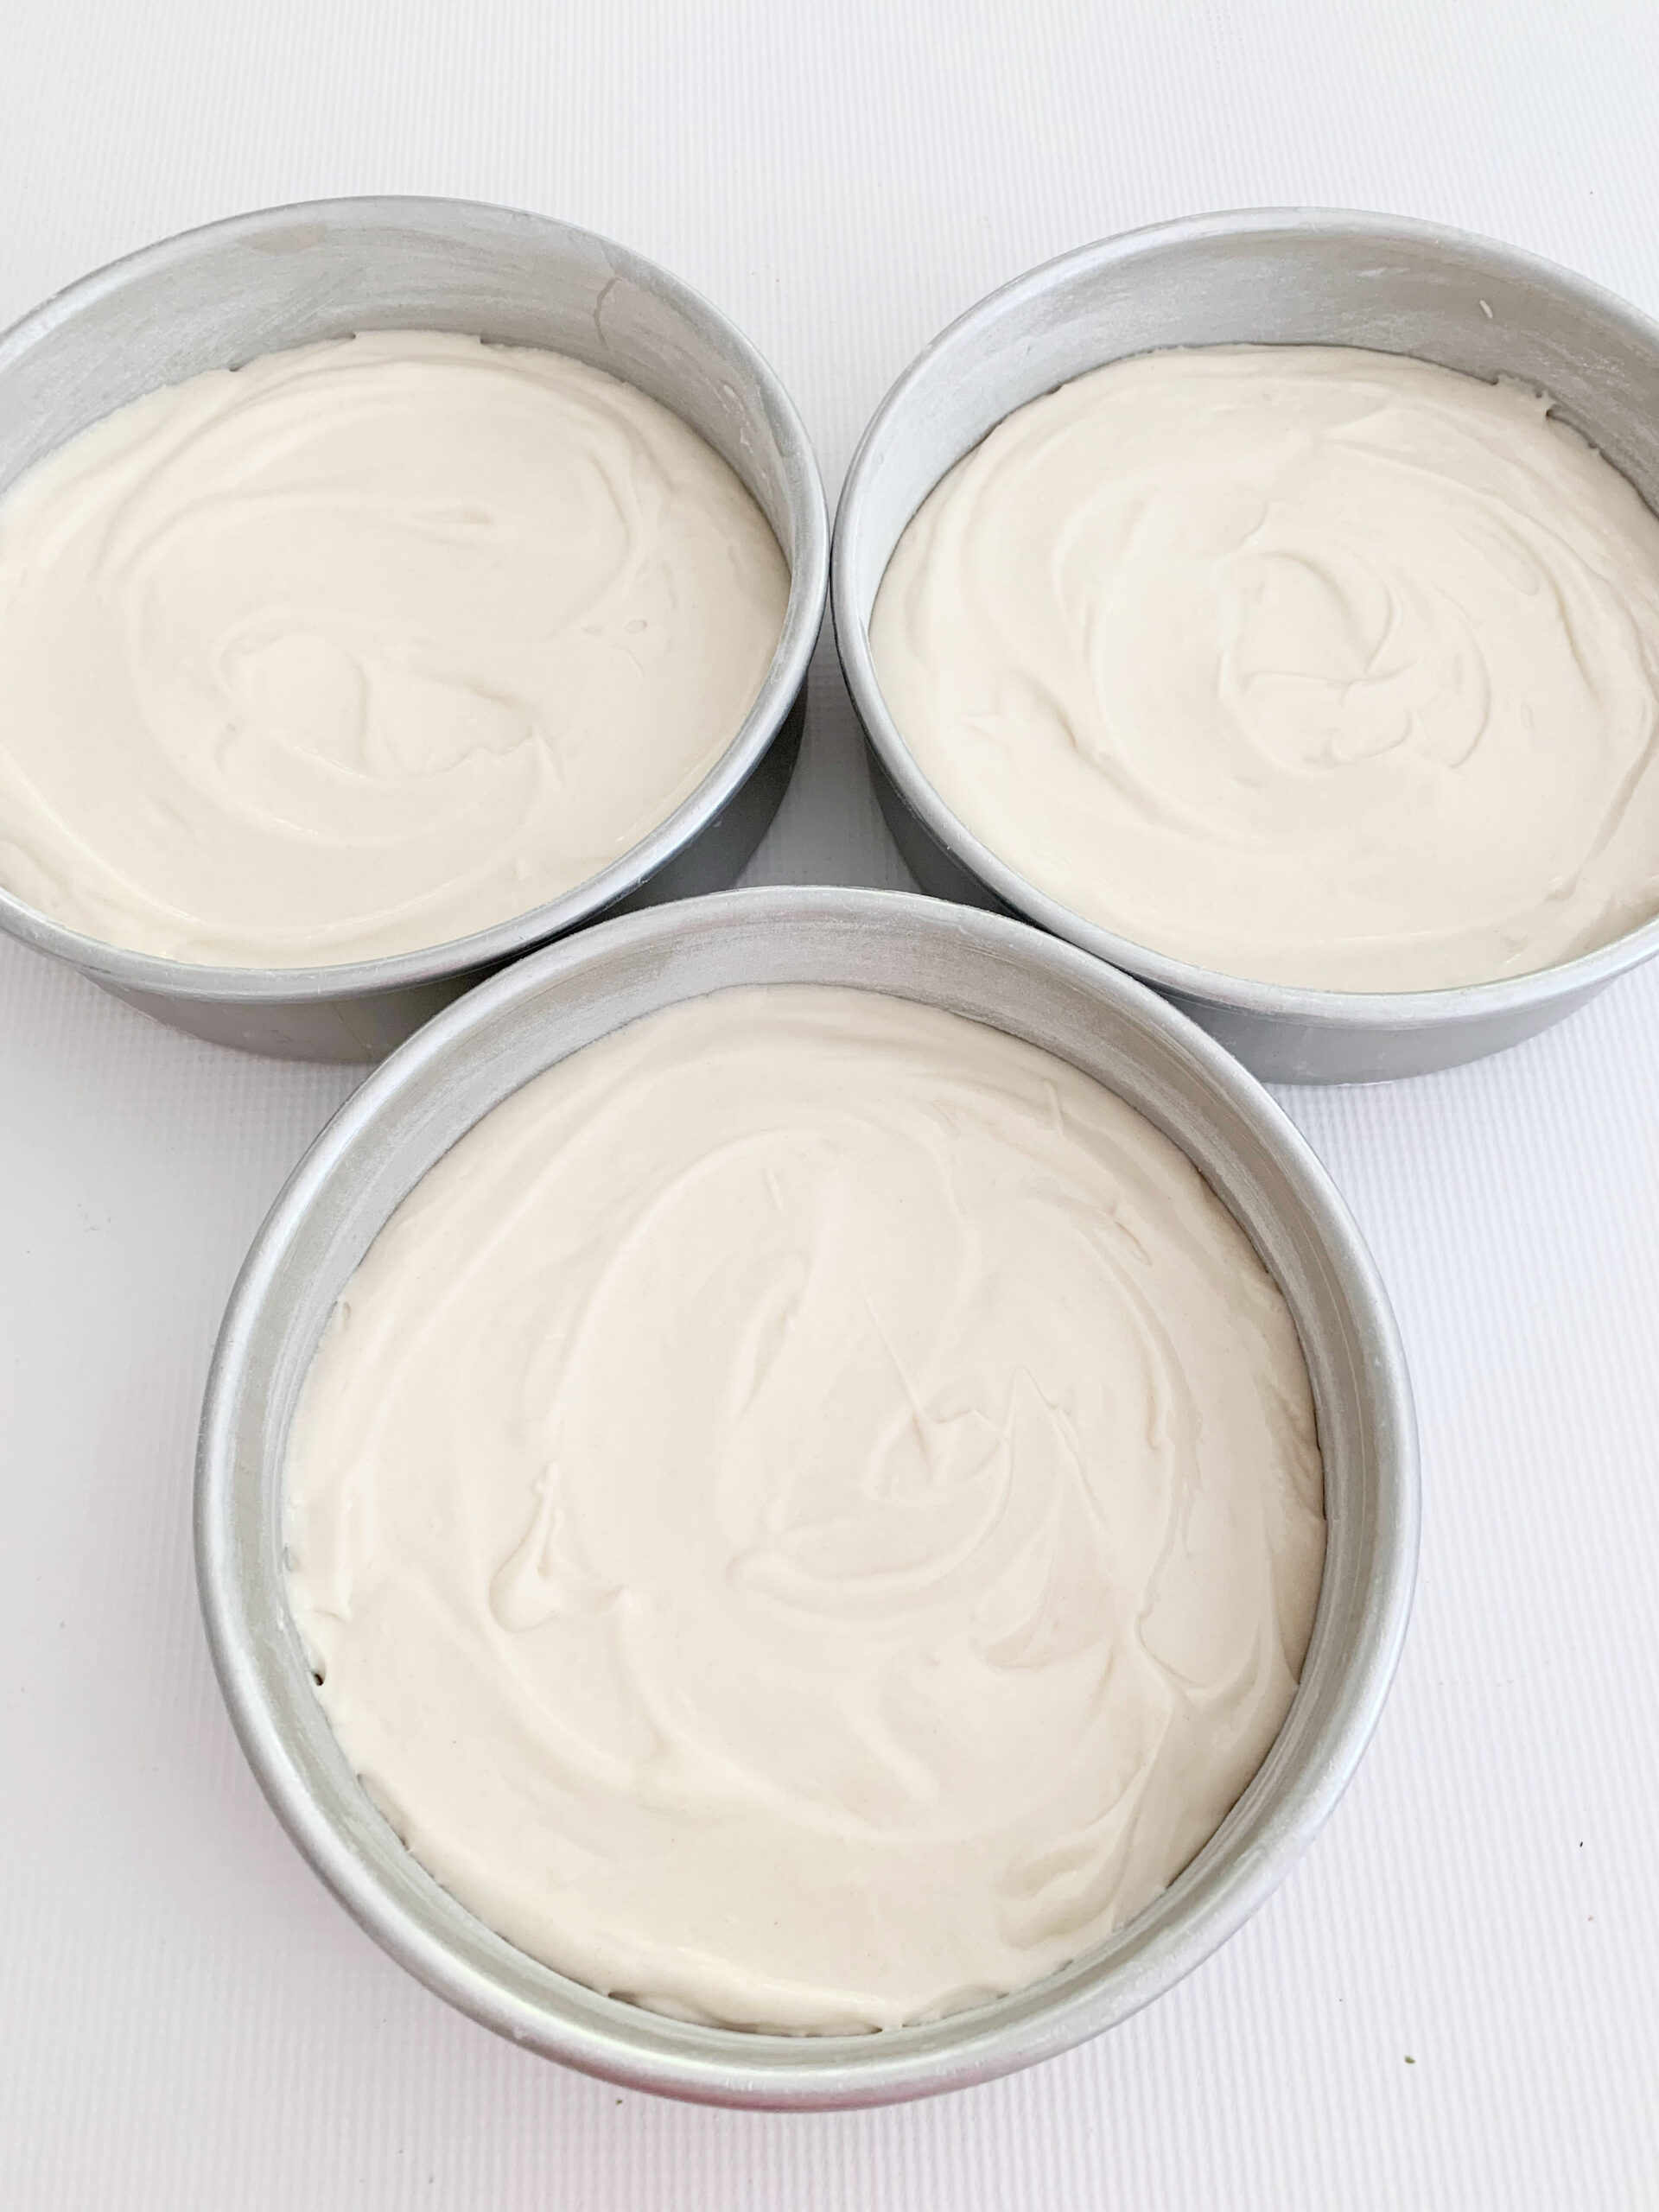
[{"left": 3, "top": 2, "right": 1656, "bottom": 2202}]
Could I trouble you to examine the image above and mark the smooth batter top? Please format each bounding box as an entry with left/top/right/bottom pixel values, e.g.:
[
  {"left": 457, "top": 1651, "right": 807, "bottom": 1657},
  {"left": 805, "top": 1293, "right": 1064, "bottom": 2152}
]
[
  {"left": 285, "top": 987, "right": 1325, "bottom": 2033},
  {"left": 0, "top": 332, "right": 787, "bottom": 965},
  {"left": 870, "top": 345, "right": 1659, "bottom": 991}
]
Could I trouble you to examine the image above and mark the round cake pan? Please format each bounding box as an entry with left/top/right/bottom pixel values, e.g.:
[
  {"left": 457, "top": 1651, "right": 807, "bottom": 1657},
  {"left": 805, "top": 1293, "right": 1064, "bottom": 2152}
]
[
  {"left": 195, "top": 885, "right": 1418, "bottom": 2108},
  {"left": 833, "top": 208, "right": 1659, "bottom": 1083},
  {"left": 0, "top": 196, "right": 828, "bottom": 1061}
]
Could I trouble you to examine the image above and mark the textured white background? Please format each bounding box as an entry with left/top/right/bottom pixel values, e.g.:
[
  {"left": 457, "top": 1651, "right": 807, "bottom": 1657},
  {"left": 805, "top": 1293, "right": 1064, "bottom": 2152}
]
[{"left": 3, "top": 2, "right": 1657, "bottom": 2204}]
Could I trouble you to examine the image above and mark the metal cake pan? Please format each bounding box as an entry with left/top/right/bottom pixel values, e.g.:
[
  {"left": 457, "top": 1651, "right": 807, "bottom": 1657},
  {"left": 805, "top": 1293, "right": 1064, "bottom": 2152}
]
[
  {"left": 0, "top": 196, "right": 828, "bottom": 1060},
  {"left": 195, "top": 886, "right": 1419, "bottom": 2107},
  {"left": 833, "top": 208, "right": 1659, "bottom": 1082}
]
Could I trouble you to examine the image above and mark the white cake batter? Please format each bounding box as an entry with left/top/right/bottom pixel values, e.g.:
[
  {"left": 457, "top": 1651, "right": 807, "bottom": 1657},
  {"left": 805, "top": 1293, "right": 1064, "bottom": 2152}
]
[
  {"left": 870, "top": 346, "right": 1659, "bottom": 991},
  {"left": 0, "top": 331, "right": 787, "bottom": 964},
  {"left": 285, "top": 987, "right": 1326, "bottom": 2032}
]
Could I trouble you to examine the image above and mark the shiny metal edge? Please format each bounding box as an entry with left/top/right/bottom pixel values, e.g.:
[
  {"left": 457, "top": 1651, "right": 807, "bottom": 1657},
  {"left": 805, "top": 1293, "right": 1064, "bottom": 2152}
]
[
  {"left": 194, "top": 885, "right": 1420, "bottom": 2107},
  {"left": 0, "top": 195, "right": 829, "bottom": 1060},
  {"left": 833, "top": 207, "right": 1659, "bottom": 1083}
]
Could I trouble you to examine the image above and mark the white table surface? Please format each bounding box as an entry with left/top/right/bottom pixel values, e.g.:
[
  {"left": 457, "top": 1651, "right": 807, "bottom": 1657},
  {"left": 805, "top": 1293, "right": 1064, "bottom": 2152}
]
[{"left": 3, "top": 2, "right": 1658, "bottom": 2203}]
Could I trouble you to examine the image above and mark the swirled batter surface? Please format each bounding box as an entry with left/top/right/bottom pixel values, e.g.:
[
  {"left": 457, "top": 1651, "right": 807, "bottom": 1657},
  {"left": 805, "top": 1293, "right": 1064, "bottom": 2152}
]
[
  {"left": 870, "top": 346, "right": 1659, "bottom": 990},
  {"left": 285, "top": 987, "right": 1325, "bottom": 2032},
  {"left": 0, "top": 332, "right": 786, "bottom": 964}
]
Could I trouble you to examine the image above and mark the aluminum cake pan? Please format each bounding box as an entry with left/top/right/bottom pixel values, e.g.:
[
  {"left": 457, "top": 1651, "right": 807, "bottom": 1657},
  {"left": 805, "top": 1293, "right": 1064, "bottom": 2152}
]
[
  {"left": 0, "top": 195, "right": 828, "bottom": 1060},
  {"left": 833, "top": 208, "right": 1659, "bottom": 1082},
  {"left": 195, "top": 886, "right": 1419, "bottom": 2107}
]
